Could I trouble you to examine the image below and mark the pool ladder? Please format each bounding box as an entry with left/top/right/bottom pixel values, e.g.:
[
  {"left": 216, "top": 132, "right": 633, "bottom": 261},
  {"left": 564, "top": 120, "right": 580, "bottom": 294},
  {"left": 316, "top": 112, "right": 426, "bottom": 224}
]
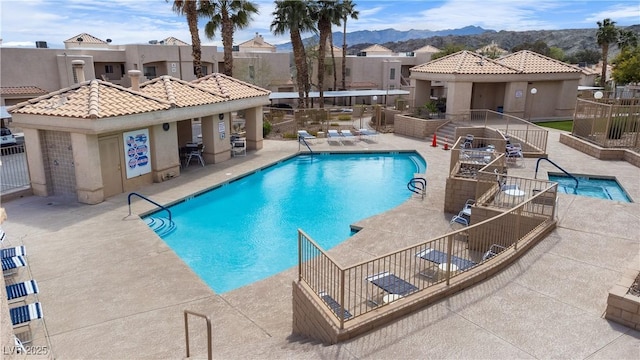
[
  {"left": 407, "top": 177, "right": 427, "bottom": 198},
  {"left": 534, "top": 158, "right": 579, "bottom": 194}
]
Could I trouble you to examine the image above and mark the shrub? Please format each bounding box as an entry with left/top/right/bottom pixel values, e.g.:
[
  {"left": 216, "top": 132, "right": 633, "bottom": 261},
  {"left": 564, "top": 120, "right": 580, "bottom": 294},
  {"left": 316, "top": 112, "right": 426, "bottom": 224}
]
[
  {"left": 337, "top": 114, "right": 352, "bottom": 121},
  {"left": 263, "top": 120, "right": 272, "bottom": 137}
]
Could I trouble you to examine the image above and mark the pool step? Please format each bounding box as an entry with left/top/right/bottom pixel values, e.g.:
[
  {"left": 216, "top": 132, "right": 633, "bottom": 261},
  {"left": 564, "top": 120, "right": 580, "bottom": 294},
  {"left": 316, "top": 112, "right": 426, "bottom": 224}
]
[{"left": 144, "top": 217, "right": 177, "bottom": 237}]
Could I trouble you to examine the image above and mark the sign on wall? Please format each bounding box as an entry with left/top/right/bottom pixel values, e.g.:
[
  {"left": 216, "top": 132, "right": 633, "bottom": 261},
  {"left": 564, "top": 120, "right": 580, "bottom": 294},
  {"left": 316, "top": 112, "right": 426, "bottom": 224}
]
[{"left": 123, "top": 128, "right": 151, "bottom": 179}]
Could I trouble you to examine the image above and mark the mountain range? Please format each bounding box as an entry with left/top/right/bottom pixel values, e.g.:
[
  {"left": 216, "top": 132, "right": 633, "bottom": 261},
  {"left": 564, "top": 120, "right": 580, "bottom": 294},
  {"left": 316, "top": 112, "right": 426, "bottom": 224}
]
[{"left": 276, "top": 25, "right": 640, "bottom": 56}]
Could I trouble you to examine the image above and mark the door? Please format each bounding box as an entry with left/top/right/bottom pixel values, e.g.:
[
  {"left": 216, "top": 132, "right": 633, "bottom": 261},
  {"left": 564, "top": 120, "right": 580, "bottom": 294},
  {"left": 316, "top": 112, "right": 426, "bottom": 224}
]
[{"left": 99, "top": 135, "right": 123, "bottom": 198}]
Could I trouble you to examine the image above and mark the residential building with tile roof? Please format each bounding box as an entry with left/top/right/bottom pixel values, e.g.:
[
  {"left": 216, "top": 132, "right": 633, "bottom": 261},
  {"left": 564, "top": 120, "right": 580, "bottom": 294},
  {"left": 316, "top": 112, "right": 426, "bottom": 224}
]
[
  {"left": 237, "top": 33, "right": 276, "bottom": 53},
  {"left": 410, "top": 50, "right": 582, "bottom": 120},
  {"left": 8, "top": 61, "right": 270, "bottom": 204}
]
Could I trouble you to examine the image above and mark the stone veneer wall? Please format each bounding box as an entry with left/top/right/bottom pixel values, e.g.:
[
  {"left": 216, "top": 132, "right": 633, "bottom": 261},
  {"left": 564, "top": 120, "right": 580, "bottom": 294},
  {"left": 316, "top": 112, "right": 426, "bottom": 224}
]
[
  {"left": 605, "top": 255, "right": 640, "bottom": 330},
  {"left": 559, "top": 133, "right": 640, "bottom": 168},
  {"left": 394, "top": 114, "right": 445, "bottom": 139}
]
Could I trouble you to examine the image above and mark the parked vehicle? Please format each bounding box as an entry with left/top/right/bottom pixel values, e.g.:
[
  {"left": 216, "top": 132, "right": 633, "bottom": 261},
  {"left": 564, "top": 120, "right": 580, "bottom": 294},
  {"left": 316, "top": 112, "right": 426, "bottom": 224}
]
[{"left": 1, "top": 127, "right": 17, "bottom": 147}]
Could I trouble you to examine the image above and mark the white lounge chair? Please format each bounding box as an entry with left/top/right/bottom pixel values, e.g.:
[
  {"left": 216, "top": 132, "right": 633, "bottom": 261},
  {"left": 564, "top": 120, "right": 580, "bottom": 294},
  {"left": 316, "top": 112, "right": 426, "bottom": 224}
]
[
  {"left": 1, "top": 245, "right": 26, "bottom": 259},
  {"left": 327, "top": 130, "right": 342, "bottom": 145},
  {"left": 297, "top": 130, "right": 316, "bottom": 144},
  {"left": 10, "top": 302, "right": 43, "bottom": 345},
  {"left": 340, "top": 130, "right": 357, "bottom": 144},
  {"left": 359, "top": 128, "right": 379, "bottom": 142},
  {"left": 6, "top": 279, "right": 39, "bottom": 303}
]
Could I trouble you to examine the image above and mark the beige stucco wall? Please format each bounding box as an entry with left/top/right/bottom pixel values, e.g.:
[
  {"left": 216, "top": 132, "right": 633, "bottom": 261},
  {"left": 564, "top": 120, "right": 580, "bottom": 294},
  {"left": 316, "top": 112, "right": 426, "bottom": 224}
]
[
  {"left": 149, "top": 123, "right": 181, "bottom": 182},
  {"left": 71, "top": 133, "right": 104, "bottom": 204}
]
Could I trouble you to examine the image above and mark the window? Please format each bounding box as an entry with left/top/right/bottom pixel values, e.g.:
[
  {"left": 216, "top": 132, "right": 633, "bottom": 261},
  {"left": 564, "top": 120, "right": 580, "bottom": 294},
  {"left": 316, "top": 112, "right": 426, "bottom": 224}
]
[
  {"left": 143, "top": 66, "right": 157, "bottom": 78},
  {"left": 193, "top": 65, "right": 208, "bottom": 76},
  {"left": 104, "top": 65, "right": 114, "bottom": 74},
  {"left": 249, "top": 65, "right": 255, "bottom": 80},
  {"left": 390, "top": 68, "right": 396, "bottom": 80}
]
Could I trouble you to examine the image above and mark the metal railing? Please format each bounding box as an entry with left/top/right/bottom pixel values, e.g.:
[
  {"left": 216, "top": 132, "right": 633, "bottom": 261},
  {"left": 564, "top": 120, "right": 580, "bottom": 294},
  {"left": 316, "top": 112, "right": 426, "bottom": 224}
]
[
  {"left": 184, "top": 310, "right": 212, "bottom": 360},
  {"left": 0, "top": 144, "right": 30, "bottom": 194},
  {"left": 127, "top": 192, "right": 172, "bottom": 221},
  {"left": 298, "top": 177, "right": 557, "bottom": 327},
  {"left": 407, "top": 177, "right": 426, "bottom": 198},
  {"left": 572, "top": 98, "right": 640, "bottom": 148}
]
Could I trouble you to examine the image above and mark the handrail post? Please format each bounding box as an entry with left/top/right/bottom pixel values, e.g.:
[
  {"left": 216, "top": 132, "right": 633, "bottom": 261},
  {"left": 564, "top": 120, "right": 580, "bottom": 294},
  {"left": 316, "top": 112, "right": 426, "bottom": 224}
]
[
  {"left": 184, "top": 310, "right": 212, "bottom": 360},
  {"left": 298, "top": 231, "right": 303, "bottom": 281},
  {"left": 445, "top": 234, "right": 454, "bottom": 285},
  {"left": 339, "top": 269, "right": 345, "bottom": 329}
]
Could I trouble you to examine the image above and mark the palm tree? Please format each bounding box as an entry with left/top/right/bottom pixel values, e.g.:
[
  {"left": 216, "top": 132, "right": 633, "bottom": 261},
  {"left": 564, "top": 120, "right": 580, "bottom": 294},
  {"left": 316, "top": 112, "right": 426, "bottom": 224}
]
[
  {"left": 340, "top": 0, "right": 358, "bottom": 91},
  {"left": 201, "top": 0, "right": 259, "bottom": 77},
  {"left": 170, "top": 0, "right": 205, "bottom": 78},
  {"left": 617, "top": 29, "right": 638, "bottom": 51},
  {"left": 313, "top": 1, "right": 341, "bottom": 108},
  {"left": 596, "top": 18, "right": 618, "bottom": 87},
  {"left": 271, "top": 1, "right": 316, "bottom": 108}
]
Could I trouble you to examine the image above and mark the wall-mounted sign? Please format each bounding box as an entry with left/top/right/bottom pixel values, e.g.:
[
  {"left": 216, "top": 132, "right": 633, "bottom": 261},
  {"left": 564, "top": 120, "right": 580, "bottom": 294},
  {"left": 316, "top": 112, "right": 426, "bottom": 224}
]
[
  {"left": 515, "top": 90, "right": 523, "bottom": 98},
  {"left": 123, "top": 128, "right": 151, "bottom": 179}
]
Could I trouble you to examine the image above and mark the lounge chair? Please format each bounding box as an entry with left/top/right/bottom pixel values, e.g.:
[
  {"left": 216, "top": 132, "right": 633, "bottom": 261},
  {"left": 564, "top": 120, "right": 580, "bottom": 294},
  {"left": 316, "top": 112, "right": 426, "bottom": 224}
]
[
  {"left": 6, "top": 279, "right": 39, "bottom": 303},
  {"left": 327, "top": 130, "right": 342, "bottom": 145},
  {"left": 1, "top": 245, "right": 25, "bottom": 259},
  {"left": 319, "top": 291, "right": 352, "bottom": 320},
  {"left": 359, "top": 128, "right": 379, "bottom": 142},
  {"left": 10, "top": 302, "right": 43, "bottom": 345},
  {"left": 297, "top": 130, "right": 316, "bottom": 144},
  {"left": 366, "top": 271, "right": 418, "bottom": 305},
  {"left": 416, "top": 248, "right": 476, "bottom": 271},
  {"left": 2, "top": 256, "right": 26, "bottom": 276},
  {"left": 340, "top": 130, "right": 357, "bottom": 144}
]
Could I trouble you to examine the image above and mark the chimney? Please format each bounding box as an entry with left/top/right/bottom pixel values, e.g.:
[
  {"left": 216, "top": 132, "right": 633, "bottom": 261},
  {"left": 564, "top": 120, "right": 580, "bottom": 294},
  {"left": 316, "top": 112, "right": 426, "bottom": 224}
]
[
  {"left": 129, "top": 70, "right": 141, "bottom": 91},
  {"left": 71, "top": 60, "right": 85, "bottom": 83}
]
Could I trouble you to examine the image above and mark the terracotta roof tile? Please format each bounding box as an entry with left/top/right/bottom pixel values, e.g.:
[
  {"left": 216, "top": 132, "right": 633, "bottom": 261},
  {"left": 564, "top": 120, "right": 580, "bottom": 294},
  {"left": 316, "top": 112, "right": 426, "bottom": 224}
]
[
  {"left": 191, "top": 73, "right": 270, "bottom": 100},
  {"left": 139, "top": 76, "right": 227, "bottom": 107},
  {"left": 362, "top": 44, "right": 392, "bottom": 53},
  {"left": 411, "top": 50, "right": 518, "bottom": 75},
  {"left": 1, "top": 86, "right": 48, "bottom": 96},
  {"left": 64, "top": 33, "right": 107, "bottom": 44},
  {"left": 9, "top": 80, "right": 169, "bottom": 119},
  {"left": 162, "top": 37, "right": 189, "bottom": 46},
  {"left": 498, "top": 50, "right": 581, "bottom": 74}
]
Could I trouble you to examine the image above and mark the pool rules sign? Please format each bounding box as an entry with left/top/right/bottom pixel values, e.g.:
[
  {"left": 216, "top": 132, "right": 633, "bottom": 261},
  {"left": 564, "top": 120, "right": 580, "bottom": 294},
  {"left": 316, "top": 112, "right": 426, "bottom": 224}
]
[{"left": 123, "top": 128, "right": 151, "bottom": 179}]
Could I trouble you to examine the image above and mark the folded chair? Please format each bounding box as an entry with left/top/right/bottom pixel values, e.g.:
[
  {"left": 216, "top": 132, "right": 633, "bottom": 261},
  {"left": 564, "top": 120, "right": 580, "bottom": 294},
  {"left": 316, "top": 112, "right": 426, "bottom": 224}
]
[
  {"left": 6, "top": 280, "right": 39, "bottom": 303},
  {"left": 231, "top": 138, "right": 246, "bottom": 157},
  {"left": 1, "top": 245, "right": 25, "bottom": 259},
  {"left": 10, "top": 302, "right": 43, "bottom": 345}
]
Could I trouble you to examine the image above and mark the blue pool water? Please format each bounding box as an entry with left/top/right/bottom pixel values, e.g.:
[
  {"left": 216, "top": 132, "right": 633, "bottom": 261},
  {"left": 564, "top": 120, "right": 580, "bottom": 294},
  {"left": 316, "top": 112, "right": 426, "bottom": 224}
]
[
  {"left": 146, "top": 152, "right": 426, "bottom": 293},
  {"left": 549, "top": 174, "right": 631, "bottom": 202}
]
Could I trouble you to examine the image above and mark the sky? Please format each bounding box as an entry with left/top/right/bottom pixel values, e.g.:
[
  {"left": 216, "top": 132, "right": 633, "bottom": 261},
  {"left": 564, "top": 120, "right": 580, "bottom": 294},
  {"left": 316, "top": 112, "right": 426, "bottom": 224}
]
[{"left": 0, "top": 0, "right": 638, "bottom": 48}]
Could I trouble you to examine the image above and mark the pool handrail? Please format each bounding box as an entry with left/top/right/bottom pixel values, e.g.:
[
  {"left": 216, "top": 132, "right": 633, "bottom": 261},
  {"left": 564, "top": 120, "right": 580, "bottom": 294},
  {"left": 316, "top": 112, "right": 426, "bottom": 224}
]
[
  {"left": 298, "top": 136, "right": 313, "bottom": 154},
  {"left": 407, "top": 177, "right": 426, "bottom": 198},
  {"left": 127, "top": 192, "right": 172, "bottom": 222},
  {"left": 534, "top": 158, "right": 578, "bottom": 193}
]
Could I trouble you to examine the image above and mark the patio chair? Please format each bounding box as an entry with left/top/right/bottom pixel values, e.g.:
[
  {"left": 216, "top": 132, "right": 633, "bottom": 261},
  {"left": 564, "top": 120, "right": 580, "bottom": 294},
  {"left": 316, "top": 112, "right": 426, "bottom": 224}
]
[
  {"left": 297, "top": 130, "right": 316, "bottom": 144},
  {"left": 1, "top": 245, "right": 25, "bottom": 259},
  {"left": 506, "top": 143, "right": 523, "bottom": 166},
  {"left": 231, "top": 138, "right": 246, "bottom": 157},
  {"left": 340, "top": 130, "right": 357, "bottom": 144},
  {"left": 482, "top": 244, "right": 507, "bottom": 261},
  {"left": 2, "top": 256, "right": 26, "bottom": 277},
  {"left": 327, "top": 130, "right": 343, "bottom": 145},
  {"left": 366, "top": 271, "right": 418, "bottom": 305},
  {"left": 184, "top": 143, "right": 205, "bottom": 166},
  {"left": 10, "top": 302, "right": 43, "bottom": 345},
  {"left": 319, "top": 291, "right": 352, "bottom": 320},
  {"left": 6, "top": 279, "right": 39, "bottom": 303},
  {"left": 462, "top": 134, "right": 474, "bottom": 149}
]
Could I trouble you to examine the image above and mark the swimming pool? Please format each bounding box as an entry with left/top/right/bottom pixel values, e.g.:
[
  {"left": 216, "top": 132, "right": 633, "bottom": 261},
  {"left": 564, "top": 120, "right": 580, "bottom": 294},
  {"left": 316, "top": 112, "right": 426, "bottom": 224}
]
[
  {"left": 549, "top": 173, "right": 632, "bottom": 202},
  {"left": 145, "top": 152, "right": 426, "bottom": 293}
]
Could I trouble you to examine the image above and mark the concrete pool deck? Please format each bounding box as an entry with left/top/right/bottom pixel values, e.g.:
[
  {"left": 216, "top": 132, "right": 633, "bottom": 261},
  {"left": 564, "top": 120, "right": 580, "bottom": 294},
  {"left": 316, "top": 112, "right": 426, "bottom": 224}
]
[{"left": 1, "top": 129, "right": 639, "bottom": 359}]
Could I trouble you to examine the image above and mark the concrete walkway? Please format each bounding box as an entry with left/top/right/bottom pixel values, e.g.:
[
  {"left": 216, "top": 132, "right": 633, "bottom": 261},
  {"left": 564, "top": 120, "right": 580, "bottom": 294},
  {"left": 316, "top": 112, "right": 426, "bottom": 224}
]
[{"left": 1, "top": 129, "right": 639, "bottom": 359}]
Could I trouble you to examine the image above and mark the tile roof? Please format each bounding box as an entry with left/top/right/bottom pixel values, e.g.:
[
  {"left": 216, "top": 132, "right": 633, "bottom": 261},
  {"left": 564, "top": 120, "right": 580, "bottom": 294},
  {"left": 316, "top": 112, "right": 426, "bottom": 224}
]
[
  {"left": 414, "top": 45, "right": 440, "bottom": 53},
  {"left": 138, "top": 76, "right": 227, "bottom": 107},
  {"left": 162, "top": 37, "right": 189, "bottom": 46},
  {"left": 497, "top": 50, "right": 581, "bottom": 74},
  {"left": 1, "top": 86, "right": 48, "bottom": 96},
  {"left": 238, "top": 34, "right": 275, "bottom": 49},
  {"left": 191, "top": 73, "right": 271, "bottom": 100},
  {"left": 9, "top": 80, "right": 169, "bottom": 119},
  {"left": 64, "top": 33, "right": 107, "bottom": 44},
  {"left": 411, "top": 50, "right": 518, "bottom": 75},
  {"left": 362, "top": 44, "right": 392, "bottom": 53}
]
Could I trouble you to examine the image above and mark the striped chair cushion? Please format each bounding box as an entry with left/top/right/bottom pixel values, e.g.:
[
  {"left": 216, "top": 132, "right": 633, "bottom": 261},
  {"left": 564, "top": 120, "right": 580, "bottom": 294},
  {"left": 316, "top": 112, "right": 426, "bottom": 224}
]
[
  {"left": 1, "top": 246, "right": 26, "bottom": 259},
  {"left": 2, "top": 256, "right": 26, "bottom": 271},
  {"left": 10, "top": 302, "right": 43, "bottom": 326},
  {"left": 6, "top": 280, "right": 39, "bottom": 301}
]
